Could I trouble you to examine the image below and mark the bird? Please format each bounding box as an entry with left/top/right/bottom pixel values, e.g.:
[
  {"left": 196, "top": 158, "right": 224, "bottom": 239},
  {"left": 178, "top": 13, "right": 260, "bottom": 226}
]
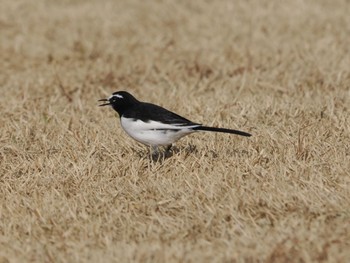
[{"left": 99, "top": 91, "right": 251, "bottom": 156}]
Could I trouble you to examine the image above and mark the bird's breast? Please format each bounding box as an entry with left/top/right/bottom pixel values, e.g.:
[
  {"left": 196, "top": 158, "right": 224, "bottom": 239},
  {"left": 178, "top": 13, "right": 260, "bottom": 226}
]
[{"left": 120, "top": 117, "right": 197, "bottom": 146}]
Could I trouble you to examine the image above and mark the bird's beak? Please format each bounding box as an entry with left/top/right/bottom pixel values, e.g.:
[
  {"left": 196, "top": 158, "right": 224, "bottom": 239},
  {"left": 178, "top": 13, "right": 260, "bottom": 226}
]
[{"left": 98, "top": 98, "right": 111, "bottom": 107}]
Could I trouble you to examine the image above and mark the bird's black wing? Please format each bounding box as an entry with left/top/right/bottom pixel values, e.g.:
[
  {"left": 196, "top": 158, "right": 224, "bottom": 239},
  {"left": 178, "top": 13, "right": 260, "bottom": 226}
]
[{"left": 123, "top": 102, "right": 200, "bottom": 126}]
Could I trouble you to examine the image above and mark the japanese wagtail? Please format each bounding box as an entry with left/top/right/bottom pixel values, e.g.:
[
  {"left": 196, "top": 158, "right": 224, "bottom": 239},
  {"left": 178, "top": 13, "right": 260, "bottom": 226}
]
[{"left": 99, "top": 91, "right": 251, "bottom": 153}]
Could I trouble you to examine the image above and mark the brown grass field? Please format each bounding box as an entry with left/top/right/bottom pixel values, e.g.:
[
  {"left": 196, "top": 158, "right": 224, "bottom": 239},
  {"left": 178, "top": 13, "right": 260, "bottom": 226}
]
[{"left": 1, "top": 0, "right": 350, "bottom": 262}]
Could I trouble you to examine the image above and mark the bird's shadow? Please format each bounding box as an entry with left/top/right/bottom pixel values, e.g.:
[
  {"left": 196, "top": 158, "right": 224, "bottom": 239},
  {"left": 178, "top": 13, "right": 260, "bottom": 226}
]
[{"left": 134, "top": 144, "right": 198, "bottom": 163}]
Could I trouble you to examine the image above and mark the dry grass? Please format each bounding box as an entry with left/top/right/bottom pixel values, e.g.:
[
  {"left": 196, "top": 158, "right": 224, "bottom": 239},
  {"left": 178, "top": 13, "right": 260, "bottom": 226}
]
[{"left": 1, "top": 0, "right": 350, "bottom": 262}]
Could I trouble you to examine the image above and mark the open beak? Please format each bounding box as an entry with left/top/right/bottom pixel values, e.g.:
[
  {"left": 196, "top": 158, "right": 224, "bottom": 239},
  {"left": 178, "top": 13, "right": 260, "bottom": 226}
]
[{"left": 98, "top": 98, "right": 111, "bottom": 107}]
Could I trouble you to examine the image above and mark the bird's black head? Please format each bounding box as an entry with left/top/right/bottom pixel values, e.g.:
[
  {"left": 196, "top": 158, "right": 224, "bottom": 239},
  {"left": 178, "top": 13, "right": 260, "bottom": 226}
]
[{"left": 98, "top": 91, "right": 139, "bottom": 116}]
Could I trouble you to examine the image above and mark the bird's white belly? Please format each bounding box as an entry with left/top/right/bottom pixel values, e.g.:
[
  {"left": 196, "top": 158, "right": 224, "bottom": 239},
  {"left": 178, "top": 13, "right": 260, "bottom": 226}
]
[{"left": 120, "top": 117, "right": 196, "bottom": 146}]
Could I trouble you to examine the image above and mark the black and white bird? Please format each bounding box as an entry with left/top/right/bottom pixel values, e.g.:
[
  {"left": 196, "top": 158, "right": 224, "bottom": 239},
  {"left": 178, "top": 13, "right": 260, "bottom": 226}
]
[{"left": 99, "top": 91, "right": 251, "bottom": 153}]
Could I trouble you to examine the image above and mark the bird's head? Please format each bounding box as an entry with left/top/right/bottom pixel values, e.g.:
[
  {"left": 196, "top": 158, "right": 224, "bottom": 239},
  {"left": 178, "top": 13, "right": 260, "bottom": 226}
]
[{"left": 98, "top": 91, "right": 139, "bottom": 116}]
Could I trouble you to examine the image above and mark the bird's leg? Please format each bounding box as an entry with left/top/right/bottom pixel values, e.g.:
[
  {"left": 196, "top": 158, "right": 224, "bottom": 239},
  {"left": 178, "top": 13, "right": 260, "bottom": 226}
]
[
  {"left": 165, "top": 144, "right": 172, "bottom": 153},
  {"left": 163, "top": 144, "right": 173, "bottom": 158},
  {"left": 150, "top": 145, "right": 160, "bottom": 161}
]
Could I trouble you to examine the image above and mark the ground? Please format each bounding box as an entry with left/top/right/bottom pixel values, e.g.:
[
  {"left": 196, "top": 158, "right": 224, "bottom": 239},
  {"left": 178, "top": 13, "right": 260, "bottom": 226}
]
[{"left": 0, "top": 0, "right": 349, "bottom": 262}]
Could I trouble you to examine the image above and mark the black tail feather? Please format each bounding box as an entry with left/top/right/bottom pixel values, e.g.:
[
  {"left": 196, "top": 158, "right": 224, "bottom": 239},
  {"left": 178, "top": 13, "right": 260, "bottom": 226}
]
[{"left": 193, "top": 126, "right": 252, "bottom": 137}]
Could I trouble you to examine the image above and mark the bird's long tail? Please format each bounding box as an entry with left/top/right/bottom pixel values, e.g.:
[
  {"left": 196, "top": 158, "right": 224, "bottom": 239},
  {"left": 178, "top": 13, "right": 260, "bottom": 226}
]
[{"left": 193, "top": 126, "right": 251, "bottom": 137}]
